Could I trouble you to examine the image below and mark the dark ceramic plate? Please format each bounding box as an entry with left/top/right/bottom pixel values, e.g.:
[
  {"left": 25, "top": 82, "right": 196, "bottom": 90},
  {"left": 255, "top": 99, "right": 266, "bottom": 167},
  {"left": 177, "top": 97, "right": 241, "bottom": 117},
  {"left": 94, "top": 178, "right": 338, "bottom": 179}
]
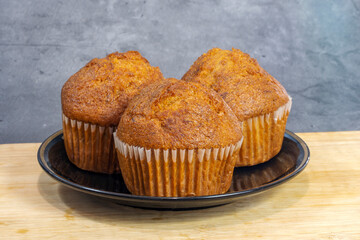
[{"left": 38, "top": 130, "right": 309, "bottom": 210}]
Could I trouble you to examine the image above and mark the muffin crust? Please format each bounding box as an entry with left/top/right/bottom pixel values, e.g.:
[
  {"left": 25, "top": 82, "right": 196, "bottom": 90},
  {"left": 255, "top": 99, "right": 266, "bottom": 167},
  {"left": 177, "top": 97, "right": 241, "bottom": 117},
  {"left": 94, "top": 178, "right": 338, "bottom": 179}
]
[
  {"left": 117, "top": 78, "right": 242, "bottom": 149},
  {"left": 61, "top": 51, "right": 164, "bottom": 126},
  {"left": 182, "top": 48, "right": 290, "bottom": 121}
]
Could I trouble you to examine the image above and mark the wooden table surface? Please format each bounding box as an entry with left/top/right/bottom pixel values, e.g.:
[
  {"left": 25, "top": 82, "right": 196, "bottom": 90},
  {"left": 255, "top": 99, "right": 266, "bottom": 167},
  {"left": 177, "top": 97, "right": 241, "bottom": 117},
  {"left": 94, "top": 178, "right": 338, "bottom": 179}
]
[{"left": 1, "top": 131, "right": 360, "bottom": 239}]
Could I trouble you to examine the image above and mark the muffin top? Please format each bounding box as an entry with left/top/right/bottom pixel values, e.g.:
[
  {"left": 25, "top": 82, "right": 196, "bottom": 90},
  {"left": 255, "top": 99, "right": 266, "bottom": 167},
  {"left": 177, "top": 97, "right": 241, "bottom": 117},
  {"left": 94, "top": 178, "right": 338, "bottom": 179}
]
[
  {"left": 182, "top": 48, "right": 290, "bottom": 121},
  {"left": 116, "top": 78, "right": 242, "bottom": 149},
  {"left": 61, "top": 51, "right": 164, "bottom": 126}
]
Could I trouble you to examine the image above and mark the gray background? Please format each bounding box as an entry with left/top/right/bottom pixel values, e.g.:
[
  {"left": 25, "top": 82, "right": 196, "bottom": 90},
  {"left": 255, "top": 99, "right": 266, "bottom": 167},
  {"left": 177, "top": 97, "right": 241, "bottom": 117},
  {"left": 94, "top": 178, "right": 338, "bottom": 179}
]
[{"left": 1, "top": 0, "right": 360, "bottom": 144}]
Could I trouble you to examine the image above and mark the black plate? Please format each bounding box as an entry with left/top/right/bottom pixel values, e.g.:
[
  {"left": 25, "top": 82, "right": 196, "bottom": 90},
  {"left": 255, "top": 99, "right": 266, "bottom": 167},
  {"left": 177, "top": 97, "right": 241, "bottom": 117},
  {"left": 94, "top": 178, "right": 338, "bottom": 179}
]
[{"left": 37, "top": 130, "right": 309, "bottom": 210}]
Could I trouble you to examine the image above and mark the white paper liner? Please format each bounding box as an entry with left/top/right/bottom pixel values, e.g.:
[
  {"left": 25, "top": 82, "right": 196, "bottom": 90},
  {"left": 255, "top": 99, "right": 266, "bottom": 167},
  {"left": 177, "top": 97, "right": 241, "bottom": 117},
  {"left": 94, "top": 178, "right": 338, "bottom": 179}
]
[
  {"left": 273, "top": 97, "right": 292, "bottom": 123},
  {"left": 62, "top": 113, "right": 119, "bottom": 173},
  {"left": 237, "top": 98, "right": 292, "bottom": 167},
  {"left": 114, "top": 133, "right": 243, "bottom": 197}
]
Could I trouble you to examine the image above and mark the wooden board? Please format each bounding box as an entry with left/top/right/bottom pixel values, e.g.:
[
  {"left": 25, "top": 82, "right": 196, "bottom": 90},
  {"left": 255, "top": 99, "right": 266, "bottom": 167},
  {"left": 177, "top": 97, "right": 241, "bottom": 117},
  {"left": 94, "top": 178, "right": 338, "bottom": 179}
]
[{"left": 1, "top": 131, "right": 360, "bottom": 239}]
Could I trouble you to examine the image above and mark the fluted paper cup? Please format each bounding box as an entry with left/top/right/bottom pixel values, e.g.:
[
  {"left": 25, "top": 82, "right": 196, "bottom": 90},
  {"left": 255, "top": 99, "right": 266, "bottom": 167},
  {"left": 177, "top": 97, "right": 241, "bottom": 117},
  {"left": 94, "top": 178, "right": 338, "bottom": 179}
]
[
  {"left": 237, "top": 98, "right": 292, "bottom": 167},
  {"left": 114, "top": 133, "right": 243, "bottom": 197},
  {"left": 62, "top": 113, "right": 119, "bottom": 174}
]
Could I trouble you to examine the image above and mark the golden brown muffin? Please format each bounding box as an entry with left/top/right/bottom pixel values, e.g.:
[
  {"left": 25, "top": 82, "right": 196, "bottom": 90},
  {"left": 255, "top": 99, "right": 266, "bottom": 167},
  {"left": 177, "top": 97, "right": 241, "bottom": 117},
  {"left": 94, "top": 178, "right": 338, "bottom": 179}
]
[
  {"left": 61, "top": 51, "right": 164, "bottom": 173},
  {"left": 114, "top": 78, "right": 243, "bottom": 197},
  {"left": 182, "top": 48, "right": 292, "bottom": 167}
]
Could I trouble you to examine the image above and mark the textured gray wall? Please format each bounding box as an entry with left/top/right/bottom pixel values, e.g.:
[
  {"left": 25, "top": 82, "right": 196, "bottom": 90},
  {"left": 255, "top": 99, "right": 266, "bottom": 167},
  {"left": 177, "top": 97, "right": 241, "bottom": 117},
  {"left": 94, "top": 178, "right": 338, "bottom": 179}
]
[{"left": 1, "top": 0, "right": 360, "bottom": 144}]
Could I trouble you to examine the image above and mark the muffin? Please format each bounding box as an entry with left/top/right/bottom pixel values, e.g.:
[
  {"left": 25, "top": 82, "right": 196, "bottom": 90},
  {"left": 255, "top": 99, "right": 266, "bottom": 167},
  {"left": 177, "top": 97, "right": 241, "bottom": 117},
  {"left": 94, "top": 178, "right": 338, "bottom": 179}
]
[
  {"left": 61, "top": 51, "right": 164, "bottom": 173},
  {"left": 182, "top": 48, "right": 292, "bottom": 167},
  {"left": 113, "top": 78, "right": 243, "bottom": 197}
]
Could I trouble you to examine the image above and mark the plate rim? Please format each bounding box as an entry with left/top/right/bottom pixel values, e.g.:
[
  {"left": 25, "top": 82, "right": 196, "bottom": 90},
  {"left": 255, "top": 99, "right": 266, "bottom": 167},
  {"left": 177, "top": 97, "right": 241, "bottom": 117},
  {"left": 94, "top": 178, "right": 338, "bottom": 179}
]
[{"left": 37, "top": 129, "right": 310, "bottom": 203}]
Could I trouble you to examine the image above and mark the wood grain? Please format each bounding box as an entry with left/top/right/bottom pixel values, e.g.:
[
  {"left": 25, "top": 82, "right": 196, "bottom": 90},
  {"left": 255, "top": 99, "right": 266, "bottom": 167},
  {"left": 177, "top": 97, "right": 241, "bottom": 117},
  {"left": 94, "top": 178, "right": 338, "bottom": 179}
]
[{"left": 1, "top": 132, "right": 360, "bottom": 239}]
